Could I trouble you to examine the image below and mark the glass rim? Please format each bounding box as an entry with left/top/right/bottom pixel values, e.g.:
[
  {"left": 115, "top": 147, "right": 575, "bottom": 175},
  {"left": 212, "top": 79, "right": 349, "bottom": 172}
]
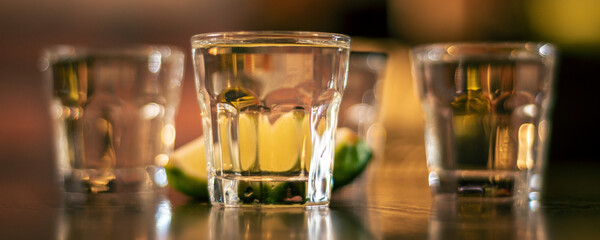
[
  {"left": 42, "top": 44, "right": 184, "bottom": 62},
  {"left": 411, "top": 42, "right": 556, "bottom": 62},
  {"left": 191, "top": 31, "right": 351, "bottom": 48}
]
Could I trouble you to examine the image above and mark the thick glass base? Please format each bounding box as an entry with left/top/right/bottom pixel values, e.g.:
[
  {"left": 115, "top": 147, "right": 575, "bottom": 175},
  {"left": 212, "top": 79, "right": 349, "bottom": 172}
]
[
  {"left": 61, "top": 166, "right": 168, "bottom": 207},
  {"left": 63, "top": 190, "right": 166, "bottom": 208},
  {"left": 428, "top": 169, "right": 527, "bottom": 200},
  {"left": 208, "top": 175, "right": 330, "bottom": 207}
]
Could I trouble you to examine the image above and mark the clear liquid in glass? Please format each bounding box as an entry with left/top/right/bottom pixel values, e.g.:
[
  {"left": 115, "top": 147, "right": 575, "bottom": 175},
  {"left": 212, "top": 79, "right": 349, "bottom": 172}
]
[
  {"left": 50, "top": 57, "right": 176, "bottom": 203},
  {"left": 194, "top": 44, "right": 348, "bottom": 206},
  {"left": 416, "top": 60, "right": 549, "bottom": 198}
]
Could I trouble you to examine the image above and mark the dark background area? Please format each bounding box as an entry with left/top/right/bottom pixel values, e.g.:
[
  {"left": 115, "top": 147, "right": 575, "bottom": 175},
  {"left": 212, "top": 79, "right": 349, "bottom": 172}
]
[{"left": 1, "top": 0, "right": 598, "bottom": 203}]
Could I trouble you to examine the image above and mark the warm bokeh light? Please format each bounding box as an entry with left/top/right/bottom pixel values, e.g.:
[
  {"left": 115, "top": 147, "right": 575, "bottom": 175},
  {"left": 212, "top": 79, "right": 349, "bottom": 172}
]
[
  {"left": 517, "top": 123, "right": 535, "bottom": 170},
  {"left": 526, "top": 0, "right": 600, "bottom": 49}
]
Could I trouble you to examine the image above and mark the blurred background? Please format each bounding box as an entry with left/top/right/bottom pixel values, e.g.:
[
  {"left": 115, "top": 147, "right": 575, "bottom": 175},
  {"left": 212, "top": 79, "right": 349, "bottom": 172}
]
[{"left": 1, "top": 0, "right": 599, "bottom": 203}]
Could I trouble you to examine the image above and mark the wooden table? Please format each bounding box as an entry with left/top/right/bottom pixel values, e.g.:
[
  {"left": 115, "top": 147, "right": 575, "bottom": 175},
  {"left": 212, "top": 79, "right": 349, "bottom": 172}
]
[
  {"left": 1, "top": 137, "right": 599, "bottom": 240},
  {"left": 1, "top": 38, "right": 599, "bottom": 240}
]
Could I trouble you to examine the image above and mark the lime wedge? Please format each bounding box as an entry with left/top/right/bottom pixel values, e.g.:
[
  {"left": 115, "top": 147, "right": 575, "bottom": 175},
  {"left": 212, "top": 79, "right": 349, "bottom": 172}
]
[
  {"left": 257, "top": 111, "right": 306, "bottom": 172},
  {"left": 238, "top": 112, "right": 258, "bottom": 171},
  {"left": 165, "top": 137, "right": 209, "bottom": 201},
  {"left": 332, "top": 128, "right": 373, "bottom": 190},
  {"left": 166, "top": 127, "right": 373, "bottom": 200}
]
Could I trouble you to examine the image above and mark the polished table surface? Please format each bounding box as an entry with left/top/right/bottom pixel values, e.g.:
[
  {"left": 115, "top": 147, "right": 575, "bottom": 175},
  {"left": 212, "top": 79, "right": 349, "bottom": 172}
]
[{"left": 1, "top": 139, "right": 599, "bottom": 240}]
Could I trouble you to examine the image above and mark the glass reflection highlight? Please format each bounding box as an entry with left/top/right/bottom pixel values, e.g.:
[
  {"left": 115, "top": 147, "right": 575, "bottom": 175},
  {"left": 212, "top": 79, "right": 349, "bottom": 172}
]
[
  {"left": 168, "top": 203, "right": 373, "bottom": 239},
  {"left": 57, "top": 198, "right": 171, "bottom": 240},
  {"left": 209, "top": 207, "right": 332, "bottom": 240},
  {"left": 428, "top": 196, "right": 544, "bottom": 240}
]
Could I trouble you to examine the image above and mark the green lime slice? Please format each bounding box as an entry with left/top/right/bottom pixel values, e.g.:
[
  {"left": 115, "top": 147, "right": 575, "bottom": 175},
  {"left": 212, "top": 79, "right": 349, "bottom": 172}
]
[
  {"left": 166, "top": 127, "right": 373, "bottom": 201},
  {"left": 333, "top": 128, "right": 374, "bottom": 190},
  {"left": 165, "top": 137, "right": 209, "bottom": 201}
]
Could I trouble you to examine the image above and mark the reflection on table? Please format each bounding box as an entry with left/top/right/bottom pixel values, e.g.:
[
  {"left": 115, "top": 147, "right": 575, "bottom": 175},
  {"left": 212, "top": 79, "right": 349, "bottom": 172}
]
[
  {"left": 57, "top": 197, "right": 172, "bottom": 240},
  {"left": 429, "top": 196, "right": 542, "bottom": 240},
  {"left": 15, "top": 139, "right": 600, "bottom": 240}
]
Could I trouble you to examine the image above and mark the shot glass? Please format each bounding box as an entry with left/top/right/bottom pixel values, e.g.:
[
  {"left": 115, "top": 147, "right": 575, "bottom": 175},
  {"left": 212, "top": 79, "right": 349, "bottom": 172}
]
[
  {"left": 191, "top": 31, "right": 351, "bottom": 207},
  {"left": 339, "top": 52, "right": 387, "bottom": 146},
  {"left": 410, "top": 43, "right": 556, "bottom": 201},
  {"left": 42, "top": 45, "right": 185, "bottom": 204}
]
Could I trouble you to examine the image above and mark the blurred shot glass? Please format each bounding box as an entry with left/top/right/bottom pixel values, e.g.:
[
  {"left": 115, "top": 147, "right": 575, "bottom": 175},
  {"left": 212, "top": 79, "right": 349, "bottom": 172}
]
[
  {"left": 339, "top": 51, "right": 388, "bottom": 152},
  {"left": 411, "top": 43, "right": 556, "bottom": 202},
  {"left": 41, "top": 45, "right": 184, "bottom": 205}
]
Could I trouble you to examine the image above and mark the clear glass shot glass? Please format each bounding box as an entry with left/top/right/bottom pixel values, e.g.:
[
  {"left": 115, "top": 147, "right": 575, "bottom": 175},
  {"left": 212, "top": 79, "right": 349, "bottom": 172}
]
[
  {"left": 41, "top": 45, "right": 185, "bottom": 205},
  {"left": 410, "top": 43, "right": 556, "bottom": 201},
  {"left": 191, "top": 31, "right": 351, "bottom": 207},
  {"left": 339, "top": 52, "right": 387, "bottom": 148}
]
